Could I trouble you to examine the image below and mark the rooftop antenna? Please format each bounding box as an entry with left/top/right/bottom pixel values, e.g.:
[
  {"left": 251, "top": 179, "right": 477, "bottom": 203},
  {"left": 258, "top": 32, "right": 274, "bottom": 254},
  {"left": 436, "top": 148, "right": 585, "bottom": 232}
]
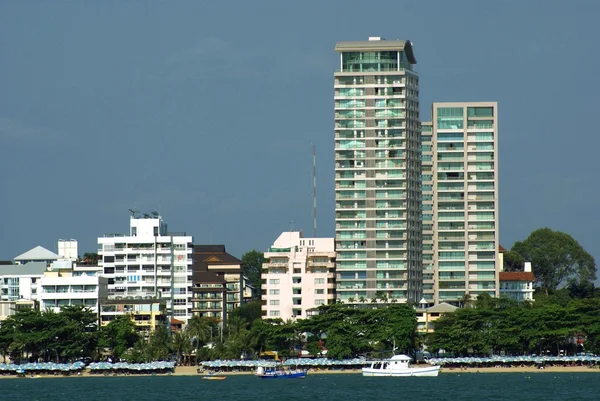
[{"left": 312, "top": 143, "right": 317, "bottom": 238}]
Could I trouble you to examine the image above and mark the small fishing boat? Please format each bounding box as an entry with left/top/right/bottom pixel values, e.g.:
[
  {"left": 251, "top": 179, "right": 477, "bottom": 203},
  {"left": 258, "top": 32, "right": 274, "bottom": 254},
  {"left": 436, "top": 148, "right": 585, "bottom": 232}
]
[
  {"left": 362, "top": 354, "right": 440, "bottom": 377},
  {"left": 202, "top": 374, "right": 227, "bottom": 380},
  {"left": 255, "top": 366, "right": 307, "bottom": 379}
]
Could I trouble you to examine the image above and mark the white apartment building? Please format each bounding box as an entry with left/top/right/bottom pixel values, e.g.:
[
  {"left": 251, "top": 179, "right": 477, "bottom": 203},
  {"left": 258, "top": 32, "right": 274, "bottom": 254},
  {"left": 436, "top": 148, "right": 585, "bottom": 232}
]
[
  {"left": 262, "top": 232, "right": 335, "bottom": 320},
  {"left": 334, "top": 37, "right": 422, "bottom": 304},
  {"left": 39, "top": 268, "right": 108, "bottom": 313},
  {"left": 0, "top": 262, "right": 46, "bottom": 302},
  {"left": 98, "top": 214, "right": 193, "bottom": 324},
  {"left": 427, "top": 102, "right": 500, "bottom": 304}
]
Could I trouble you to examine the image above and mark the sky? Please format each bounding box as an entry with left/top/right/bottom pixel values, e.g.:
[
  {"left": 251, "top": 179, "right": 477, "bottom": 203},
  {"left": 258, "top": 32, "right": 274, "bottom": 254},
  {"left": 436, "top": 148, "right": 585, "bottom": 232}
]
[{"left": 1, "top": 1, "right": 599, "bottom": 271}]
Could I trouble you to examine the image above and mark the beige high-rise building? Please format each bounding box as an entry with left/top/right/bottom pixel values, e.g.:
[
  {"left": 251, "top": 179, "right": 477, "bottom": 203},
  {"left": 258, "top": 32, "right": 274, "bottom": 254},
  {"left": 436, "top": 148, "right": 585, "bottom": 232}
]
[
  {"left": 422, "top": 102, "right": 500, "bottom": 305},
  {"left": 420, "top": 122, "right": 435, "bottom": 303},
  {"left": 333, "top": 37, "right": 422, "bottom": 303}
]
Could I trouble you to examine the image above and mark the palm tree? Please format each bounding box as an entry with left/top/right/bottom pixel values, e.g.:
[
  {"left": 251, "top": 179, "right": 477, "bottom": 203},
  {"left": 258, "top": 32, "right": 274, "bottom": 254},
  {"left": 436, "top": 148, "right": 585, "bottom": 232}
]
[
  {"left": 181, "top": 334, "right": 194, "bottom": 366},
  {"left": 172, "top": 332, "right": 189, "bottom": 365},
  {"left": 460, "top": 292, "right": 472, "bottom": 308},
  {"left": 148, "top": 325, "right": 171, "bottom": 361},
  {"left": 185, "top": 316, "right": 212, "bottom": 364},
  {"left": 227, "top": 316, "right": 246, "bottom": 338},
  {"left": 358, "top": 296, "right": 366, "bottom": 304},
  {"left": 348, "top": 297, "right": 355, "bottom": 304}
]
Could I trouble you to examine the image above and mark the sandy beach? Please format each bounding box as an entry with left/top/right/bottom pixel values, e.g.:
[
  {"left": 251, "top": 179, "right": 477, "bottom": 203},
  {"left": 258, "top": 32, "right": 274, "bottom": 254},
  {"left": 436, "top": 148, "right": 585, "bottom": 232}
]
[{"left": 1, "top": 364, "right": 598, "bottom": 379}]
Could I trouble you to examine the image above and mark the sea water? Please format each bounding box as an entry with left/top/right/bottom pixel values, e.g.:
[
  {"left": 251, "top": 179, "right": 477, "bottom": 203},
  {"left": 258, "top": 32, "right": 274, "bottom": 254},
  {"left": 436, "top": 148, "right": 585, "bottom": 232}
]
[{"left": 1, "top": 373, "right": 598, "bottom": 400}]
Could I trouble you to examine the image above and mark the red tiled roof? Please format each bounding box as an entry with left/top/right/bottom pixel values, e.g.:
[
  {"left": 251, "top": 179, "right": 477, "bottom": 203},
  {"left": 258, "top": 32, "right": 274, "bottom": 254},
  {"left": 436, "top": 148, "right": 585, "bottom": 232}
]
[
  {"left": 170, "top": 318, "right": 184, "bottom": 324},
  {"left": 498, "top": 245, "right": 507, "bottom": 253},
  {"left": 499, "top": 272, "right": 535, "bottom": 282}
]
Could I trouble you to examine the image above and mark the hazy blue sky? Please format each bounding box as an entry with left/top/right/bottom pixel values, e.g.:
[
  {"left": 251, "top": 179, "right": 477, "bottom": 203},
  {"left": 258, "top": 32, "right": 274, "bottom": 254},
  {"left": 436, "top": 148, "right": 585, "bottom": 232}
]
[{"left": 1, "top": 1, "right": 599, "bottom": 269}]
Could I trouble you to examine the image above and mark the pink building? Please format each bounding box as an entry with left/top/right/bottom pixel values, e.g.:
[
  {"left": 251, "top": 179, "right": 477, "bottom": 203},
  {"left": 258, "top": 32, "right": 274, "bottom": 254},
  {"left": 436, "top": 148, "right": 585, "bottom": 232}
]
[{"left": 261, "top": 232, "right": 335, "bottom": 321}]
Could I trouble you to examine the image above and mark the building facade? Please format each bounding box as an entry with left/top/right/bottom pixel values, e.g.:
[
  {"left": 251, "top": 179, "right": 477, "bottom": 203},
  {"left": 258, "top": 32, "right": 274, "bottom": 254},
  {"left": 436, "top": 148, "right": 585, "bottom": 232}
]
[
  {"left": 191, "top": 245, "right": 246, "bottom": 327},
  {"left": 262, "top": 232, "right": 335, "bottom": 320},
  {"left": 39, "top": 268, "right": 108, "bottom": 314},
  {"left": 100, "top": 298, "right": 166, "bottom": 337},
  {"left": 426, "top": 102, "right": 500, "bottom": 304},
  {"left": 98, "top": 214, "right": 194, "bottom": 324},
  {"left": 0, "top": 299, "right": 37, "bottom": 322},
  {"left": 420, "top": 122, "right": 435, "bottom": 305},
  {"left": 334, "top": 37, "right": 422, "bottom": 304},
  {"left": 0, "top": 262, "right": 47, "bottom": 302},
  {"left": 499, "top": 262, "right": 535, "bottom": 302},
  {"left": 416, "top": 302, "right": 458, "bottom": 333}
]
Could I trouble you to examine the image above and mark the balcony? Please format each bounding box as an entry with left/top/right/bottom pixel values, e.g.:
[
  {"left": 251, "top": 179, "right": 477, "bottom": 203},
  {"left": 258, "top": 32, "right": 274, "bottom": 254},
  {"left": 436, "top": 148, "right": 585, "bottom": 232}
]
[{"left": 307, "top": 261, "right": 335, "bottom": 269}]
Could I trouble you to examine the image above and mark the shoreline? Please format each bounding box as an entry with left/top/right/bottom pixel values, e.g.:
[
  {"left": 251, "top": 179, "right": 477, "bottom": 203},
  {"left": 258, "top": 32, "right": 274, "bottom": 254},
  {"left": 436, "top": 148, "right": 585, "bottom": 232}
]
[{"left": 1, "top": 365, "right": 599, "bottom": 379}]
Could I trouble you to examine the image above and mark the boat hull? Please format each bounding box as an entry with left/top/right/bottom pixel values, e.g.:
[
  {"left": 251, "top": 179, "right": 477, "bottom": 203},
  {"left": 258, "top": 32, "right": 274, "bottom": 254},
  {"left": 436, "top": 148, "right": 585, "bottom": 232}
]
[
  {"left": 256, "top": 371, "right": 307, "bottom": 379},
  {"left": 362, "top": 365, "right": 440, "bottom": 377}
]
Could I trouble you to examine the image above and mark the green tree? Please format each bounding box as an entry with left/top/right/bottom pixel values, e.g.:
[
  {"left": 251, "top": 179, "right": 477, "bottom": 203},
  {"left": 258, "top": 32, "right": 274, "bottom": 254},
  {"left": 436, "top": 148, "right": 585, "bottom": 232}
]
[
  {"left": 147, "top": 325, "right": 171, "bottom": 361},
  {"left": 511, "top": 228, "right": 596, "bottom": 291},
  {"left": 228, "top": 301, "right": 262, "bottom": 326},
  {"left": 172, "top": 331, "right": 190, "bottom": 365},
  {"left": 99, "top": 315, "right": 139, "bottom": 360},
  {"left": 503, "top": 250, "right": 526, "bottom": 272},
  {"left": 247, "top": 319, "right": 272, "bottom": 356},
  {"left": 82, "top": 252, "right": 100, "bottom": 265},
  {"left": 55, "top": 305, "right": 99, "bottom": 362},
  {"left": 241, "top": 250, "right": 265, "bottom": 296},
  {"left": 185, "top": 315, "right": 212, "bottom": 362},
  {"left": 0, "top": 319, "right": 15, "bottom": 363}
]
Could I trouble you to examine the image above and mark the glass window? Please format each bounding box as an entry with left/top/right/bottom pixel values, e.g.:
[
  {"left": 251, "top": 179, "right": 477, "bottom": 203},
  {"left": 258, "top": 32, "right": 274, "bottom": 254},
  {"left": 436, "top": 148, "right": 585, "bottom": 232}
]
[
  {"left": 467, "top": 107, "right": 494, "bottom": 117},
  {"left": 437, "top": 107, "right": 464, "bottom": 129}
]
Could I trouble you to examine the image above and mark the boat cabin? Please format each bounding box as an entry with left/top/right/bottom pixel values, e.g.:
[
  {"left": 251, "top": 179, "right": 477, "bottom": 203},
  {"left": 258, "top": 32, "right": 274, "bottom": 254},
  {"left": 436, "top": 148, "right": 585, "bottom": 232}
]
[{"left": 369, "top": 354, "right": 412, "bottom": 370}]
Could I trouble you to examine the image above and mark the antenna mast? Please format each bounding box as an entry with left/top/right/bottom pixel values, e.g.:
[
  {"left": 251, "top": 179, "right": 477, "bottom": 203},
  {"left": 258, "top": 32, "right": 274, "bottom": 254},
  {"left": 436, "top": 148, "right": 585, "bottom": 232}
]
[{"left": 312, "top": 143, "right": 317, "bottom": 237}]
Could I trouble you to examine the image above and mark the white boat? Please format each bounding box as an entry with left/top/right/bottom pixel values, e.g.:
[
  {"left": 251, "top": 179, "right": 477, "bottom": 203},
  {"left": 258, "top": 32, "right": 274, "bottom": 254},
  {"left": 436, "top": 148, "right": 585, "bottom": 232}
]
[{"left": 362, "top": 354, "right": 441, "bottom": 377}]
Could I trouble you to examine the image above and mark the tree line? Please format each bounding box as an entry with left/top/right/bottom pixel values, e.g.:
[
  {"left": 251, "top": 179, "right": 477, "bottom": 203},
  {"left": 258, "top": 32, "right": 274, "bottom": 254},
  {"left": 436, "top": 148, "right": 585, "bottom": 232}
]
[
  {"left": 428, "top": 293, "right": 600, "bottom": 356},
  {"left": 0, "top": 302, "right": 419, "bottom": 364},
  {"left": 4, "top": 294, "right": 600, "bottom": 364}
]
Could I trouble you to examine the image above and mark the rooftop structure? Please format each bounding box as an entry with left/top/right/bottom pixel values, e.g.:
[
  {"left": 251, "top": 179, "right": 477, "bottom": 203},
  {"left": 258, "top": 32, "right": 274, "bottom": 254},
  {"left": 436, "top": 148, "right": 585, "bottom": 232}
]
[{"left": 14, "top": 246, "right": 59, "bottom": 267}]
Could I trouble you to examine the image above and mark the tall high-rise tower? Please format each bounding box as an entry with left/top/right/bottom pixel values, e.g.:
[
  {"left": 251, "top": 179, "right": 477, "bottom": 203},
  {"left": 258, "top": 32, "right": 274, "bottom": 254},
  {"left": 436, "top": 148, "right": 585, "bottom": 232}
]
[
  {"left": 334, "top": 37, "right": 422, "bottom": 303},
  {"left": 426, "top": 102, "right": 500, "bottom": 305}
]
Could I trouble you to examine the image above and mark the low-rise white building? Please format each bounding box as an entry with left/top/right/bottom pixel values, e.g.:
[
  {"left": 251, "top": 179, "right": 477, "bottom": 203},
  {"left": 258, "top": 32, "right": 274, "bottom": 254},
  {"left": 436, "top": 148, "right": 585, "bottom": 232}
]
[
  {"left": 39, "top": 266, "right": 108, "bottom": 313},
  {"left": 0, "top": 262, "right": 47, "bottom": 302},
  {"left": 499, "top": 262, "right": 536, "bottom": 302},
  {"left": 261, "top": 232, "right": 335, "bottom": 321}
]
